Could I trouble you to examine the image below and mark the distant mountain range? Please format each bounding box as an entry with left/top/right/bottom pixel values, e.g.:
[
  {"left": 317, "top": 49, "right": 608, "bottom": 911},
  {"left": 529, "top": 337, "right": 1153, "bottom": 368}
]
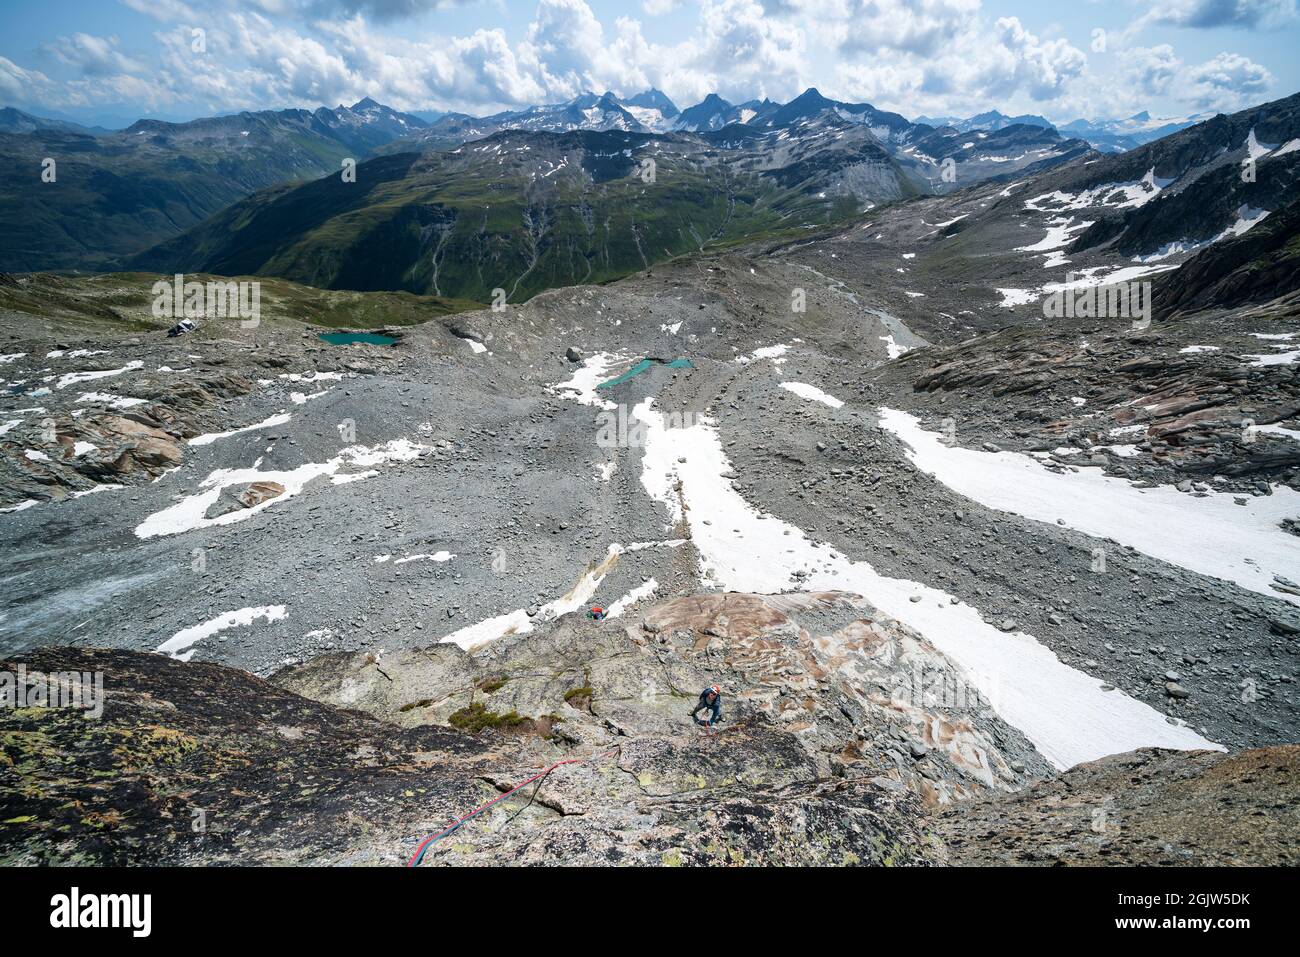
[
  {"left": 124, "top": 97, "right": 1096, "bottom": 302},
  {"left": 915, "top": 110, "right": 1055, "bottom": 133},
  {"left": 0, "top": 85, "right": 1275, "bottom": 296},
  {"left": 391, "top": 89, "right": 1205, "bottom": 153},
  {"left": 125, "top": 118, "right": 923, "bottom": 302},
  {"left": 1, "top": 87, "right": 1090, "bottom": 276},
  {"left": 0, "top": 107, "right": 113, "bottom": 136},
  {"left": 915, "top": 108, "right": 1210, "bottom": 153},
  {"left": 0, "top": 98, "right": 431, "bottom": 272},
  {"left": 3, "top": 90, "right": 1210, "bottom": 155}
]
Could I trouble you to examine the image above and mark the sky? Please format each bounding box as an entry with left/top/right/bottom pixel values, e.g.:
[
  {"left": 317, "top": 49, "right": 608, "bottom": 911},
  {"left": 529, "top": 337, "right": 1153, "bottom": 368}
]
[{"left": 1, "top": 0, "right": 1297, "bottom": 128}]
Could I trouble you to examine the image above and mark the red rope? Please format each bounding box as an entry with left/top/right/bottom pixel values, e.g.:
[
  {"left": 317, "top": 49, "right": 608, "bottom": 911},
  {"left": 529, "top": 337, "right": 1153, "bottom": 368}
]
[{"left": 406, "top": 748, "right": 618, "bottom": 867}]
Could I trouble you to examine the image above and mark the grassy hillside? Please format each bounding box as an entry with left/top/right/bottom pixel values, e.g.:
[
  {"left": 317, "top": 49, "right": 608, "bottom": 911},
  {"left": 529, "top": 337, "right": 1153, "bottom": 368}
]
[
  {"left": 0, "top": 270, "right": 479, "bottom": 335},
  {"left": 129, "top": 127, "right": 916, "bottom": 303}
]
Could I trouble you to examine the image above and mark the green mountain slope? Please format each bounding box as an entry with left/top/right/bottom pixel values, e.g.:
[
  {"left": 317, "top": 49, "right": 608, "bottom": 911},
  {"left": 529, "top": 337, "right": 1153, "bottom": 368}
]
[
  {"left": 0, "top": 102, "right": 429, "bottom": 273},
  {"left": 130, "top": 125, "right": 924, "bottom": 303}
]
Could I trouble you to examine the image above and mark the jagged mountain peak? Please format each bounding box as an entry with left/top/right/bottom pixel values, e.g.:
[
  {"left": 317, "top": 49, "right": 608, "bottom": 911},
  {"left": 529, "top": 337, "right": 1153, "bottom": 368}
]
[
  {"left": 790, "top": 86, "right": 829, "bottom": 103},
  {"left": 624, "top": 87, "right": 680, "bottom": 117}
]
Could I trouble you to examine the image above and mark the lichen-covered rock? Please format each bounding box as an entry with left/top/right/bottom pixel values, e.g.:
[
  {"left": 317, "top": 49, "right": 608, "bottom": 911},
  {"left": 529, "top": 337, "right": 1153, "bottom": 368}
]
[
  {"left": 0, "top": 625, "right": 945, "bottom": 866},
  {"left": 0, "top": 370, "right": 254, "bottom": 506},
  {"left": 933, "top": 745, "right": 1300, "bottom": 866}
]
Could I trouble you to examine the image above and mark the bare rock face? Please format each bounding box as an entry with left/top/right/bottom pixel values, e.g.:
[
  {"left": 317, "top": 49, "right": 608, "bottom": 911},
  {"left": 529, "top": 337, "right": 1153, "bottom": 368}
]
[
  {"left": 205, "top": 480, "right": 286, "bottom": 518},
  {"left": 1154, "top": 197, "right": 1300, "bottom": 319},
  {"left": 4, "top": 597, "right": 1288, "bottom": 867},
  {"left": 275, "top": 589, "right": 1052, "bottom": 854},
  {"left": 934, "top": 745, "right": 1300, "bottom": 866},
  {"left": 1, "top": 591, "right": 1049, "bottom": 866},
  {"left": 0, "top": 642, "right": 938, "bottom": 867},
  {"left": 0, "top": 369, "right": 253, "bottom": 507},
  {"left": 879, "top": 323, "right": 1300, "bottom": 492},
  {"left": 74, "top": 414, "right": 185, "bottom": 474},
  {"left": 0, "top": 647, "right": 481, "bottom": 866},
  {"left": 1, "top": 412, "right": 186, "bottom": 502}
]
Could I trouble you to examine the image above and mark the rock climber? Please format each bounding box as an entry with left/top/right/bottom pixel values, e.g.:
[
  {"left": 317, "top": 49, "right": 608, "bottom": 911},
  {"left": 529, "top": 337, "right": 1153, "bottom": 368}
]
[
  {"left": 692, "top": 685, "right": 722, "bottom": 727},
  {"left": 587, "top": 606, "right": 605, "bottom": 621}
]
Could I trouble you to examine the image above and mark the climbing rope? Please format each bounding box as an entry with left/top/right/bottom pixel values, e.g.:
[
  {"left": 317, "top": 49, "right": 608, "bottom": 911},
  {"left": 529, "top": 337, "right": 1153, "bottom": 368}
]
[
  {"left": 696, "top": 716, "right": 751, "bottom": 743},
  {"left": 406, "top": 747, "right": 620, "bottom": 867}
]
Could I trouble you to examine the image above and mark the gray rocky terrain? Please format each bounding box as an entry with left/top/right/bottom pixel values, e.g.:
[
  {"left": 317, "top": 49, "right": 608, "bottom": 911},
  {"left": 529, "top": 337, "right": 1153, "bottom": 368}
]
[{"left": 2, "top": 96, "right": 1298, "bottom": 866}]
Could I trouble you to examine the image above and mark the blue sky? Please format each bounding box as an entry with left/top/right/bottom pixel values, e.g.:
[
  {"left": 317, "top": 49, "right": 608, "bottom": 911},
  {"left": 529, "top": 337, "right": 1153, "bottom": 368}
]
[{"left": 2, "top": 0, "right": 1296, "bottom": 127}]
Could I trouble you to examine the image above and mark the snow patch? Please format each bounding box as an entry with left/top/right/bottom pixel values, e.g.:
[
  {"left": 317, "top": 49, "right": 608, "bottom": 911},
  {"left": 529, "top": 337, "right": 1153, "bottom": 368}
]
[
  {"left": 996, "top": 288, "right": 1040, "bottom": 307},
  {"left": 135, "top": 438, "right": 427, "bottom": 538},
  {"left": 76, "top": 392, "right": 147, "bottom": 409},
  {"left": 438, "top": 546, "right": 619, "bottom": 651},
  {"left": 551, "top": 353, "right": 621, "bottom": 410},
  {"left": 735, "top": 344, "right": 790, "bottom": 365},
  {"left": 393, "top": 551, "right": 455, "bottom": 564},
  {"left": 55, "top": 361, "right": 143, "bottom": 390},
  {"left": 606, "top": 578, "right": 658, "bottom": 619},
  {"left": 634, "top": 399, "right": 1221, "bottom": 769},
  {"left": 780, "top": 381, "right": 844, "bottom": 408},
  {"left": 156, "top": 606, "right": 287, "bottom": 662},
  {"left": 189, "top": 412, "right": 292, "bottom": 446},
  {"left": 879, "top": 408, "right": 1300, "bottom": 606},
  {"left": 879, "top": 335, "right": 909, "bottom": 359}
]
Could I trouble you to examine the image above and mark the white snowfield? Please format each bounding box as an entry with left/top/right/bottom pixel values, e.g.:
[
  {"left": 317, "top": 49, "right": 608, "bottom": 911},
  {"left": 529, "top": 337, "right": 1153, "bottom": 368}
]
[
  {"left": 879, "top": 334, "right": 909, "bottom": 359},
  {"left": 1024, "top": 169, "right": 1168, "bottom": 213},
  {"left": 55, "top": 361, "right": 144, "bottom": 390},
  {"left": 996, "top": 288, "right": 1039, "bottom": 307},
  {"left": 633, "top": 398, "right": 1221, "bottom": 770},
  {"left": 779, "top": 381, "right": 844, "bottom": 408},
  {"left": 157, "top": 606, "right": 287, "bottom": 662},
  {"left": 879, "top": 408, "right": 1300, "bottom": 607},
  {"left": 1135, "top": 204, "right": 1270, "bottom": 263},
  {"left": 76, "top": 391, "right": 147, "bottom": 409},
  {"left": 1042, "top": 262, "right": 1178, "bottom": 293},
  {"left": 736, "top": 343, "right": 791, "bottom": 365},
  {"left": 438, "top": 540, "right": 681, "bottom": 650},
  {"left": 1016, "top": 216, "right": 1093, "bottom": 253},
  {"left": 606, "top": 578, "right": 659, "bottom": 618},
  {"left": 280, "top": 371, "right": 345, "bottom": 383},
  {"left": 135, "top": 438, "right": 428, "bottom": 538},
  {"left": 439, "top": 545, "right": 619, "bottom": 650},
  {"left": 189, "top": 412, "right": 292, "bottom": 446},
  {"left": 1245, "top": 334, "right": 1300, "bottom": 367},
  {"left": 393, "top": 551, "right": 454, "bottom": 564},
  {"left": 551, "top": 352, "right": 621, "bottom": 410}
]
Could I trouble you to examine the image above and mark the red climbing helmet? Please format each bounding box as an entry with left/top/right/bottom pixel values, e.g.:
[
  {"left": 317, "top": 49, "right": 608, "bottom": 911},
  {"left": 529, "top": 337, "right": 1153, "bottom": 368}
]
[{"left": 710, "top": 685, "right": 721, "bottom": 695}]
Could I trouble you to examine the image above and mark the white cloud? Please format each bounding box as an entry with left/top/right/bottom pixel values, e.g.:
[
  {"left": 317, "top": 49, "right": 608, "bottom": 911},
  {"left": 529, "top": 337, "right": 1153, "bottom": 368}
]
[
  {"left": 682, "top": 0, "right": 808, "bottom": 101},
  {"left": 824, "top": 0, "right": 982, "bottom": 57},
  {"left": 45, "top": 34, "right": 146, "bottom": 77},
  {"left": 119, "top": 0, "right": 198, "bottom": 21},
  {"left": 836, "top": 14, "right": 1086, "bottom": 116},
  {"left": 1127, "top": 44, "right": 1183, "bottom": 97},
  {"left": 2, "top": 0, "right": 1283, "bottom": 125},
  {"left": 993, "top": 17, "right": 1087, "bottom": 100},
  {"left": 1142, "top": 0, "right": 1298, "bottom": 30},
  {"left": 0, "top": 56, "right": 55, "bottom": 103},
  {"left": 1183, "top": 51, "right": 1274, "bottom": 109},
  {"left": 524, "top": 0, "right": 626, "bottom": 97}
]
